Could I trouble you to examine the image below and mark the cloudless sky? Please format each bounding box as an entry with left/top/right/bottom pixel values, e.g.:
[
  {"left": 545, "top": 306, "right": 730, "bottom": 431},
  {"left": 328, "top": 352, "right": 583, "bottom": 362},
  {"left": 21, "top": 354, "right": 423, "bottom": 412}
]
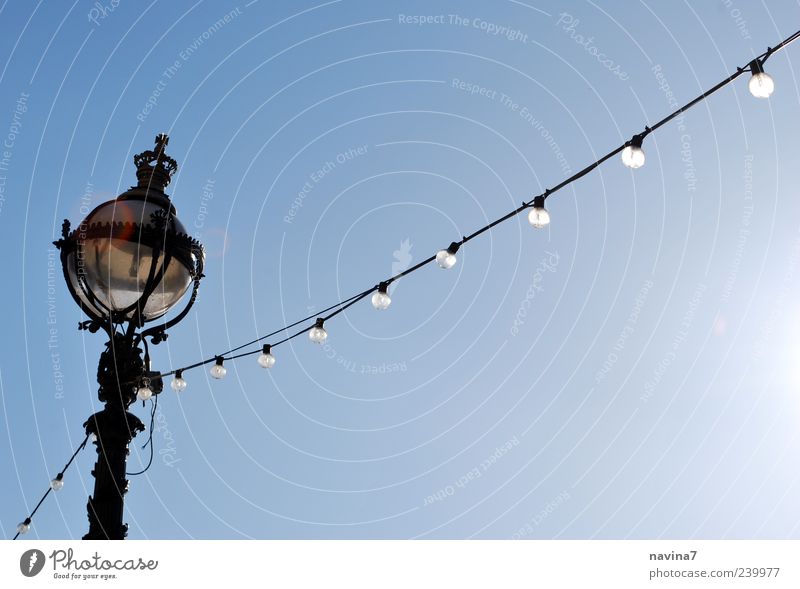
[{"left": 1, "top": 0, "right": 799, "bottom": 539}]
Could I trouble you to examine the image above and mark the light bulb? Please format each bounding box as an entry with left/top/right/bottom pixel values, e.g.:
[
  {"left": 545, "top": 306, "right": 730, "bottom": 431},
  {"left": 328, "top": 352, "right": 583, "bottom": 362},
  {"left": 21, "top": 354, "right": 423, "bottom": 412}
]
[
  {"left": 171, "top": 371, "right": 187, "bottom": 392},
  {"left": 136, "top": 385, "right": 153, "bottom": 401},
  {"left": 50, "top": 474, "right": 64, "bottom": 491},
  {"left": 309, "top": 319, "right": 328, "bottom": 343},
  {"left": 747, "top": 59, "right": 774, "bottom": 98},
  {"left": 371, "top": 282, "right": 391, "bottom": 310},
  {"left": 257, "top": 352, "right": 276, "bottom": 368},
  {"left": 257, "top": 345, "right": 276, "bottom": 368},
  {"left": 17, "top": 520, "right": 30, "bottom": 535},
  {"left": 621, "top": 145, "right": 645, "bottom": 169},
  {"left": 528, "top": 196, "right": 550, "bottom": 229},
  {"left": 436, "top": 250, "right": 457, "bottom": 269},
  {"left": 749, "top": 72, "right": 774, "bottom": 98},
  {"left": 210, "top": 357, "right": 227, "bottom": 379},
  {"left": 90, "top": 433, "right": 97, "bottom": 443},
  {"left": 436, "top": 242, "right": 459, "bottom": 269}
]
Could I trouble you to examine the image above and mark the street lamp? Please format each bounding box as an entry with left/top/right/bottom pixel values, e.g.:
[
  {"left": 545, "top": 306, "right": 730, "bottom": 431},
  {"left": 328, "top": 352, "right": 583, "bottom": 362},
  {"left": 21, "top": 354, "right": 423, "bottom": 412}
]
[{"left": 53, "top": 134, "right": 204, "bottom": 539}]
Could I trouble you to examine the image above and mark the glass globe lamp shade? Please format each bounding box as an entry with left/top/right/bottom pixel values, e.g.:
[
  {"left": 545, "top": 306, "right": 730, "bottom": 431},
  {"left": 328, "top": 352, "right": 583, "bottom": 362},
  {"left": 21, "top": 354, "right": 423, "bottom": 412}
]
[{"left": 63, "top": 192, "right": 198, "bottom": 323}]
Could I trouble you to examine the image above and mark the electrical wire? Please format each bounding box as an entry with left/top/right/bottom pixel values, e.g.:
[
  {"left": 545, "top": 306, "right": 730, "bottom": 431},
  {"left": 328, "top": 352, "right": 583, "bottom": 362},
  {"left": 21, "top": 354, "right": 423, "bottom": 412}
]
[
  {"left": 12, "top": 434, "right": 89, "bottom": 539},
  {"left": 147, "top": 29, "right": 800, "bottom": 384},
  {"left": 127, "top": 395, "right": 158, "bottom": 477}
]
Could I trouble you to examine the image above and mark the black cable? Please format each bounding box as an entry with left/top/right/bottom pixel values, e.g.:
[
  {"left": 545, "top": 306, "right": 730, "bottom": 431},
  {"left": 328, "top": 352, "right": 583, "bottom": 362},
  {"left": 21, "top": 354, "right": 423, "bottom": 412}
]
[
  {"left": 127, "top": 395, "right": 157, "bottom": 477},
  {"left": 151, "top": 289, "right": 374, "bottom": 380},
  {"left": 271, "top": 289, "right": 375, "bottom": 348},
  {"left": 12, "top": 434, "right": 90, "bottom": 540},
  {"left": 219, "top": 289, "right": 376, "bottom": 361},
  {"left": 144, "top": 29, "right": 800, "bottom": 383},
  {"left": 221, "top": 289, "right": 371, "bottom": 356}
]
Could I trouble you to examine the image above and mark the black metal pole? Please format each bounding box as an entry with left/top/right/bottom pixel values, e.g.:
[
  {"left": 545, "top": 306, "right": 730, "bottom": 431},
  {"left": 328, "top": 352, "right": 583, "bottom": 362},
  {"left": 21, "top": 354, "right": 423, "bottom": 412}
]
[
  {"left": 48, "top": 134, "right": 197, "bottom": 540},
  {"left": 82, "top": 335, "right": 146, "bottom": 540}
]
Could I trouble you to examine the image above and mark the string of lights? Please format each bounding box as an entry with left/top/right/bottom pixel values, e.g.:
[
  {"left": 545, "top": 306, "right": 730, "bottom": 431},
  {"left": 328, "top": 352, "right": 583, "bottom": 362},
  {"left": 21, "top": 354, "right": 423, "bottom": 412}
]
[
  {"left": 132, "top": 29, "right": 798, "bottom": 397},
  {"left": 12, "top": 434, "right": 90, "bottom": 539},
  {"left": 12, "top": 28, "right": 800, "bottom": 538}
]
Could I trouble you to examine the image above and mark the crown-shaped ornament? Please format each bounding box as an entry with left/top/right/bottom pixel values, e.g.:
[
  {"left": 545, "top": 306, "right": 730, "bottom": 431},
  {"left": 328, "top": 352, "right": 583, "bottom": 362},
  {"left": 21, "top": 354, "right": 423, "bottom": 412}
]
[{"left": 133, "top": 133, "right": 178, "bottom": 191}]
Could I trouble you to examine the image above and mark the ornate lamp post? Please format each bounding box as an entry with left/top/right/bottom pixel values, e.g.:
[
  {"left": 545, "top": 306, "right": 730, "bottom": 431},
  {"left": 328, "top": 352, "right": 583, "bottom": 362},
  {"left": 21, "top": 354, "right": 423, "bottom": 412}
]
[{"left": 54, "top": 134, "right": 204, "bottom": 539}]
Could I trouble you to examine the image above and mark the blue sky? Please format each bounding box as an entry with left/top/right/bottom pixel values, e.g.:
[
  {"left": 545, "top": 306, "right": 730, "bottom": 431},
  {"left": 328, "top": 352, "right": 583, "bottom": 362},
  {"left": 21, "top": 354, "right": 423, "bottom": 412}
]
[{"left": 1, "top": 0, "right": 799, "bottom": 539}]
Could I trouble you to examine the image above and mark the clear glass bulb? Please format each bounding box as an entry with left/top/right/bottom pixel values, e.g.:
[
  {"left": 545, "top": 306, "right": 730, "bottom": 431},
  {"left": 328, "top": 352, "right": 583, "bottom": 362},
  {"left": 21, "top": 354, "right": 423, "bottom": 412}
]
[
  {"left": 136, "top": 386, "right": 153, "bottom": 401},
  {"left": 436, "top": 249, "right": 457, "bottom": 269},
  {"left": 90, "top": 433, "right": 97, "bottom": 443},
  {"left": 210, "top": 363, "right": 227, "bottom": 379},
  {"left": 621, "top": 145, "right": 645, "bottom": 169},
  {"left": 309, "top": 325, "right": 328, "bottom": 344},
  {"left": 50, "top": 476, "right": 64, "bottom": 491},
  {"left": 171, "top": 376, "right": 187, "bottom": 392},
  {"left": 257, "top": 352, "right": 276, "bottom": 368},
  {"left": 17, "top": 521, "right": 30, "bottom": 535},
  {"left": 749, "top": 72, "right": 774, "bottom": 98},
  {"left": 371, "top": 291, "right": 392, "bottom": 310},
  {"left": 528, "top": 207, "right": 550, "bottom": 229}
]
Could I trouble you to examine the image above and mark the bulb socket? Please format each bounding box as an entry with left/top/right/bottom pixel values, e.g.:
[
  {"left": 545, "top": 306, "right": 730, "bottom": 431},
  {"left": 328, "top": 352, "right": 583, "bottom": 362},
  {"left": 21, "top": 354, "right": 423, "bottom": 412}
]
[
  {"left": 629, "top": 134, "right": 644, "bottom": 148},
  {"left": 377, "top": 282, "right": 390, "bottom": 294},
  {"left": 314, "top": 318, "right": 325, "bottom": 329},
  {"left": 749, "top": 59, "right": 765, "bottom": 75},
  {"left": 262, "top": 344, "right": 271, "bottom": 355},
  {"left": 214, "top": 356, "right": 224, "bottom": 366},
  {"left": 532, "top": 195, "right": 546, "bottom": 209},
  {"left": 446, "top": 242, "right": 460, "bottom": 255}
]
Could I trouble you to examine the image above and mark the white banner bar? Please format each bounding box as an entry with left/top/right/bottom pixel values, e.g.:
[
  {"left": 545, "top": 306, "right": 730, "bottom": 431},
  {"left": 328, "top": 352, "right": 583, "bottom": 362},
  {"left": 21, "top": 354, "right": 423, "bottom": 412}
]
[{"left": 3, "top": 540, "right": 798, "bottom": 588}]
